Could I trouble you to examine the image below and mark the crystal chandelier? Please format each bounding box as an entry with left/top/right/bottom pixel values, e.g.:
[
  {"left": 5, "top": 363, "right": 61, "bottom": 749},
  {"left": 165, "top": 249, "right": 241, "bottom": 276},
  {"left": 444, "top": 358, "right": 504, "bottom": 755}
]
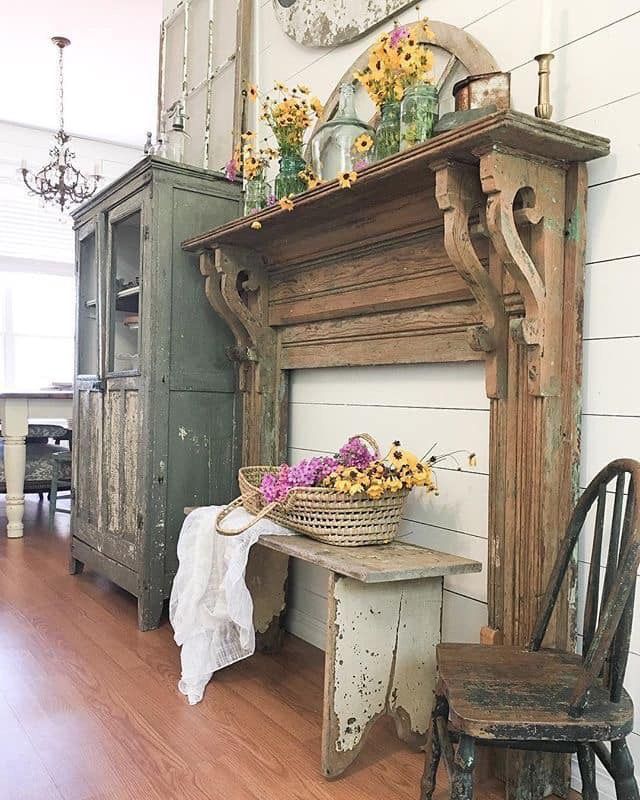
[{"left": 21, "top": 36, "right": 101, "bottom": 213}]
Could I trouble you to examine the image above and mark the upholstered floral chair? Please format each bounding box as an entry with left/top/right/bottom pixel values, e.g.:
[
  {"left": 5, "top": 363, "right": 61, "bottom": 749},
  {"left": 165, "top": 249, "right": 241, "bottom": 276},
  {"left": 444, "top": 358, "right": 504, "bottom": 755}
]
[{"left": 0, "top": 424, "right": 71, "bottom": 499}]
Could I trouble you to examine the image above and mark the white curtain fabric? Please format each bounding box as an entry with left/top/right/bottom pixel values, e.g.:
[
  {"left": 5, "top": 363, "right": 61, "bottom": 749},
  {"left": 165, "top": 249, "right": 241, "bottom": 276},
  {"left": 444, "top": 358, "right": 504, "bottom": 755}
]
[{"left": 169, "top": 505, "right": 294, "bottom": 705}]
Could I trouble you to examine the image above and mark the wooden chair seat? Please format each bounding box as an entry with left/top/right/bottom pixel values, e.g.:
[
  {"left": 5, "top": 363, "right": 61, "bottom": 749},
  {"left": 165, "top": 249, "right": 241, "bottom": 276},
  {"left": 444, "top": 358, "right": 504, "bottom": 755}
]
[{"left": 437, "top": 643, "right": 634, "bottom": 742}]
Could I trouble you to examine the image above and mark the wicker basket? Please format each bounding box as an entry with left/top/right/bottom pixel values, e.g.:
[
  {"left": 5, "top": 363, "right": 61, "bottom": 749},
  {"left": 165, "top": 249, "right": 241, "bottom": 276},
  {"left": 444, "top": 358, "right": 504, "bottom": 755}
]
[{"left": 216, "top": 434, "right": 409, "bottom": 546}]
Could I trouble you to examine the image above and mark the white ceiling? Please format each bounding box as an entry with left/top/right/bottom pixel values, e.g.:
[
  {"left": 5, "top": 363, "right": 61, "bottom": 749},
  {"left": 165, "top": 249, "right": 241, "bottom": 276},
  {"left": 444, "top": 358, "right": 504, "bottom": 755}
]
[{"left": 1, "top": 0, "right": 162, "bottom": 147}]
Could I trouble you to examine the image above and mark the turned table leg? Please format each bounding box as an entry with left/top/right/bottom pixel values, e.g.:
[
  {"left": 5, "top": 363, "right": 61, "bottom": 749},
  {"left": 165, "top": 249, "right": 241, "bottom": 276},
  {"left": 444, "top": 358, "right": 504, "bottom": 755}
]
[
  {"left": 1, "top": 399, "right": 28, "bottom": 539},
  {"left": 321, "top": 573, "right": 442, "bottom": 778}
]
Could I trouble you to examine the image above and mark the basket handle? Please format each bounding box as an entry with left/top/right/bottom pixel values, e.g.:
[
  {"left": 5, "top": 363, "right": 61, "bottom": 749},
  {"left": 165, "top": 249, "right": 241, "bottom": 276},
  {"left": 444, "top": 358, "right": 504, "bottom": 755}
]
[
  {"left": 353, "top": 433, "right": 381, "bottom": 459},
  {"left": 215, "top": 494, "right": 279, "bottom": 536}
]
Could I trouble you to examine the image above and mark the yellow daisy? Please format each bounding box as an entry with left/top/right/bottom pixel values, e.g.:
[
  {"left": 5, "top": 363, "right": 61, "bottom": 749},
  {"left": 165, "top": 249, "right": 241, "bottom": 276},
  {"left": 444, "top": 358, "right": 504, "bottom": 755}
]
[
  {"left": 354, "top": 133, "right": 374, "bottom": 153},
  {"left": 278, "top": 196, "right": 294, "bottom": 211},
  {"left": 337, "top": 171, "right": 358, "bottom": 189}
]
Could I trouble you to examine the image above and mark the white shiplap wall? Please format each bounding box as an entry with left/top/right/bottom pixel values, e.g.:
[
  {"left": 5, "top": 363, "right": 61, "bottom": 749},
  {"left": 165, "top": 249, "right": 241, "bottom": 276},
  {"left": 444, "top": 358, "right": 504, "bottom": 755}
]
[{"left": 256, "top": 1, "right": 640, "bottom": 792}]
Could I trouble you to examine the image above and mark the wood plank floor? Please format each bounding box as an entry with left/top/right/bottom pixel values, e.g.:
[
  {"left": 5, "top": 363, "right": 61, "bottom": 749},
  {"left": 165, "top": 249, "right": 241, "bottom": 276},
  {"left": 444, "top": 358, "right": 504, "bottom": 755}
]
[{"left": 0, "top": 497, "right": 503, "bottom": 800}]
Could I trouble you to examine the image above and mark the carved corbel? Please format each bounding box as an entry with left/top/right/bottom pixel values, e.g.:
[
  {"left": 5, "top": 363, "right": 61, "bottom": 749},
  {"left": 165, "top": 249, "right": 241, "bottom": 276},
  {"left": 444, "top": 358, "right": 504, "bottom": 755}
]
[
  {"left": 200, "top": 245, "right": 283, "bottom": 464},
  {"left": 433, "top": 159, "right": 508, "bottom": 399},
  {"left": 479, "top": 148, "right": 566, "bottom": 396}
]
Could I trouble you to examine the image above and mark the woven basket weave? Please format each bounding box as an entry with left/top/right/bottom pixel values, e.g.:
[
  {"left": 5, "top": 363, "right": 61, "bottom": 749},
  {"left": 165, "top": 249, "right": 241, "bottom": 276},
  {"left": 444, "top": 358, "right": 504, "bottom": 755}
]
[{"left": 216, "top": 434, "right": 409, "bottom": 546}]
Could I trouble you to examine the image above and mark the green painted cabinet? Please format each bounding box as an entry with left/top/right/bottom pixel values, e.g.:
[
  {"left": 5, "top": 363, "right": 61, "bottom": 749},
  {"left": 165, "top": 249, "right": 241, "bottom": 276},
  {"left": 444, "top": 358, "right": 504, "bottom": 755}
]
[{"left": 70, "top": 157, "right": 242, "bottom": 630}]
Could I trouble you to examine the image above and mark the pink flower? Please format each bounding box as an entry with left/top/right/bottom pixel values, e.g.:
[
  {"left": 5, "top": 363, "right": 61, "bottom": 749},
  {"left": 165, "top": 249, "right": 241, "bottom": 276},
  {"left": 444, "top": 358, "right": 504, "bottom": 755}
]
[
  {"left": 224, "top": 158, "right": 238, "bottom": 181},
  {"left": 354, "top": 158, "right": 369, "bottom": 171},
  {"left": 389, "top": 25, "right": 409, "bottom": 47}
]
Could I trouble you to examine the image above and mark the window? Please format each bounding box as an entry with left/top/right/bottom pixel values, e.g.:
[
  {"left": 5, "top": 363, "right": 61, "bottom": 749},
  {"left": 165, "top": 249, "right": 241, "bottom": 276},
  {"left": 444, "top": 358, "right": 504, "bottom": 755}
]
[{"left": 0, "top": 270, "right": 75, "bottom": 390}]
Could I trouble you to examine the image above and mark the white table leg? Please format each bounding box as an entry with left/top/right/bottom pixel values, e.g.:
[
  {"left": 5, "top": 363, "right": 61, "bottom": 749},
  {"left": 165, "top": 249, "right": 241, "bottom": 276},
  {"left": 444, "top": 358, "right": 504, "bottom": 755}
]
[
  {"left": 322, "top": 573, "right": 442, "bottom": 778},
  {"left": 2, "top": 399, "right": 28, "bottom": 538}
]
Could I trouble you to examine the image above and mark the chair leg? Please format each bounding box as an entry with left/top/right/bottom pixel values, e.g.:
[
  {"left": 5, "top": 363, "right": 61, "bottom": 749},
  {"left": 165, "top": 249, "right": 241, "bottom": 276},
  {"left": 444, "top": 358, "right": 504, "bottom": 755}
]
[
  {"left": 611, "top": 739, "right": 640, "bottom": 800},
  {"left": 48, "top": 461, "right": 58, "bottom": 530},
  {"left": 451, "top": 734, "right": 475, "bottom": 800},
  {"left": 420, "top": 695, "right": 447, "bottom": 800},
  {"left": 577, "top": 744, "right": 599, "bottom": 800}
]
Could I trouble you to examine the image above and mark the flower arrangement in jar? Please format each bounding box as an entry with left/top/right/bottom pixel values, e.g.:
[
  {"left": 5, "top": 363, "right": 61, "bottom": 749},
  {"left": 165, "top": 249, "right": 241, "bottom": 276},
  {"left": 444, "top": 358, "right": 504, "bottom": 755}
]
[
  {"left": 354, "top": 19, "right": 436, "bottom": 159},
  {"left": 257, "top": 82, "right": 323, "bottom": 199},
  {"left": 225, "top": 131, "right": 277, "bottom": 215}
]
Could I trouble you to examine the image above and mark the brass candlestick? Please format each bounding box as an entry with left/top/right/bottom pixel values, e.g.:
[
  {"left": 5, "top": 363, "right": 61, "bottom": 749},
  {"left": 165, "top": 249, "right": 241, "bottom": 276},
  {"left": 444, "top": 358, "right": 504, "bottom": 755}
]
[{"left": 534, "top": 53, "right": 554, "bottom": 120}]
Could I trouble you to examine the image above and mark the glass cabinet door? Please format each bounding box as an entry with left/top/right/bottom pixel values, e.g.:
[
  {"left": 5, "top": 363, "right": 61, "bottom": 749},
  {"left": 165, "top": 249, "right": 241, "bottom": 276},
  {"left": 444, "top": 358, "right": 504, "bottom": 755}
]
[
  {"left": 77, "top": 226, "right": 99, "bottom": 377},
  {"left": 107, "top": 208, "right": 142, "bottom": 374}
]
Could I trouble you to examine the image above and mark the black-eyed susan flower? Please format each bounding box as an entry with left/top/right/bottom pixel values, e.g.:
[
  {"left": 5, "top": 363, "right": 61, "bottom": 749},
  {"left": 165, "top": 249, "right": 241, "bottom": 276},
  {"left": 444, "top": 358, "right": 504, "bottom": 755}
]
[
  {"left": 278, "top": 196, "right": 294, "bottom": 211},
  {"left": 338, "top": 171, "right": 358, "bottom": 189},
  {"left": 354, "top": 133, "right": 374, "bottom": 153},
  {"left": 247, "top": 84, "right": 259, "bottom": 101}
]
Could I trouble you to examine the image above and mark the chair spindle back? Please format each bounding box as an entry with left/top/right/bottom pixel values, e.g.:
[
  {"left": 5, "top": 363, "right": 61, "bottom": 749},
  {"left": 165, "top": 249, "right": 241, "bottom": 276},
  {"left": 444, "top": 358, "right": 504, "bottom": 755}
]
[{"left": 528, "top": 459, "right": 640, "bottom": 716}]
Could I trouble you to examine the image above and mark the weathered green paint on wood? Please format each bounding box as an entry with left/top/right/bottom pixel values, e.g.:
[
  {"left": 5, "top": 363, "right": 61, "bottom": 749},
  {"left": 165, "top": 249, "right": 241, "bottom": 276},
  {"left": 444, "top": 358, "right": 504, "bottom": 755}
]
[{"left": 71, "top": 158, "right": 242, "bottom": 630}]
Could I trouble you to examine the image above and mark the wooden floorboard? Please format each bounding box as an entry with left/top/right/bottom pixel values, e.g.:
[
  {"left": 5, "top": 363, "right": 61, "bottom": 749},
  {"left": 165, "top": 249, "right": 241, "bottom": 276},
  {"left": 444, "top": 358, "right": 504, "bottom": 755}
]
[{"left": 0, "top": 497, "right": 505, "bottom": 800}]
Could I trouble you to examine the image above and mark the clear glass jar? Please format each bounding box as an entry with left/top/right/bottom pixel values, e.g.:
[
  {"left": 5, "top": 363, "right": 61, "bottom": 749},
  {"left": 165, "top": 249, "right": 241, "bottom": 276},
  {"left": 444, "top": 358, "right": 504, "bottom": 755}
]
[
  {"left": 400, "top": 84, "right": 439, "bottom": 151},
  {"left": 310, "top": 83, "right": 374, "bottom": 180},
  {"left": 243, "top": 176, "right": 271, "bottom": 215},
  {"left": 374, "top": 101, "right": 401, "bottom": 161},
  {"left": 274, "top": 152, "right": 306, "bottom": 200}
]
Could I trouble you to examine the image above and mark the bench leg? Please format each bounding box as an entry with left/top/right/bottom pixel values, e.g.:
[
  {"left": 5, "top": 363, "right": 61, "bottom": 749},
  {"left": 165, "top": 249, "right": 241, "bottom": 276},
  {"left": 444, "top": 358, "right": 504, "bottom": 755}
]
[
  {"left": 321, "top": 574, "right": 442, "bottom": 778},
  {"left": 246, "top": 547, "right": 289, "bottom": 653}
]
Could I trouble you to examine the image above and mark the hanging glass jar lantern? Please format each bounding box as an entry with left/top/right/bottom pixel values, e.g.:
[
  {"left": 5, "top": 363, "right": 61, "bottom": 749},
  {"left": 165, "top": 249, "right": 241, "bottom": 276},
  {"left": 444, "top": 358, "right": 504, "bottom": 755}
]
[
  {"left": 400, "top": 84, "right": 439, "bottom": 150},
  {"left": 310, "top": 83, "right": 375, "bottom": 180}
]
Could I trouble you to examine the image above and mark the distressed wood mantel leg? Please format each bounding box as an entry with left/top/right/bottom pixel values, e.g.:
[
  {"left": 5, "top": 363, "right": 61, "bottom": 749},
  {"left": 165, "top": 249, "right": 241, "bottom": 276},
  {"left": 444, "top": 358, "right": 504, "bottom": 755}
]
[
  {"left": 199, "top": 246, "right": 290, "bottom": 651},
  {"left": 322, "top": 573, "right": 442, "bottom": 778},
  {"left": 476, "top": 157, "right": 588, "bottom": 798}
]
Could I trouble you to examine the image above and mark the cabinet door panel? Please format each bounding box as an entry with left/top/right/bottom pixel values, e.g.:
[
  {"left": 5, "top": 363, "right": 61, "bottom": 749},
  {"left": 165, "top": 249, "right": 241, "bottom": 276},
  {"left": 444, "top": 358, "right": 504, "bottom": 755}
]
[
  {"left": 73, "top": 383, "right": 103, "bottom": 543},
  {"left": 102, "top": 379, "right": 139, "bottom": 569}
]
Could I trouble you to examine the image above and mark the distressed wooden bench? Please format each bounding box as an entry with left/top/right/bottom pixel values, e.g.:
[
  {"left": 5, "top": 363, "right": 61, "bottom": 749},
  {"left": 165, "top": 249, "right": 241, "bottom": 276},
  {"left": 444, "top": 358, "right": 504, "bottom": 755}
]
[{"left": 184, "top": 509, "right": 481, "bottom": 778}]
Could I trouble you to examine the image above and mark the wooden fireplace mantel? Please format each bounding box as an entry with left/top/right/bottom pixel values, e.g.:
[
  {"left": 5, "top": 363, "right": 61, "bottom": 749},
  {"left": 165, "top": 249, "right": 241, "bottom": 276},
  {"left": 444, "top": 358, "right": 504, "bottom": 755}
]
[{"left": 183, "top": 107, "right": 608, "bottom": 660}]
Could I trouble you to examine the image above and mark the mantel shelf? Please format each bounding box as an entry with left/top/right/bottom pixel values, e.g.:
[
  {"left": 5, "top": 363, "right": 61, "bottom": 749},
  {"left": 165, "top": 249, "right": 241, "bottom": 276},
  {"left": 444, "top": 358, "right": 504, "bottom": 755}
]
[{"left": 182, "top": 110, "right": 608, "bottom": 258}]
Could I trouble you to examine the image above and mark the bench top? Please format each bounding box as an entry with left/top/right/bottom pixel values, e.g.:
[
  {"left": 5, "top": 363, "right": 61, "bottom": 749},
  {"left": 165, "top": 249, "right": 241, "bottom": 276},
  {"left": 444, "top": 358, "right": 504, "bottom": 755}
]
[
  {"left": 257, "top": 533, "right": 481, "bottom": 583},
  {"left": 184, "top": 507, "right": 481, "bottom": 583}
]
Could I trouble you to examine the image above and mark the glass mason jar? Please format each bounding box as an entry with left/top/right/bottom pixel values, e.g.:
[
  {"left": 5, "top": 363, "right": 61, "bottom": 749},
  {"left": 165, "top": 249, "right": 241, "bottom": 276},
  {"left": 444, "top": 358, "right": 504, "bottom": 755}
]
[
  {"left": 243, "top": 175, "right": 271, "bottom": 216},
  {"left": 309, "top": 83, "right": 375, "bottom": 180},
  {"left": 374, "top": 101, "right": 401, "bottom": 161},
  {"left": 400, "top": 84, "right": 439, "bottom": 151},
  {"left": 274, "top": 152, "right": 306, "bottom": 200}
]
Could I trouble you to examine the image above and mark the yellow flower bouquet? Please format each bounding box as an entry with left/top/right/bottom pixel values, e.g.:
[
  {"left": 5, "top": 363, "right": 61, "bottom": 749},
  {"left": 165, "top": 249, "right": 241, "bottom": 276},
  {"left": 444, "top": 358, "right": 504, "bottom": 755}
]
[{"left": 354, "top": 19, "right": 435, "bottom": 108}]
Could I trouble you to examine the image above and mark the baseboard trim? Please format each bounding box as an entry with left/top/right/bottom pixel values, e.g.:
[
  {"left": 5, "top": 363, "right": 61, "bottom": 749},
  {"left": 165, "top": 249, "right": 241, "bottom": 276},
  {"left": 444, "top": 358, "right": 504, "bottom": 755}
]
[{"left": 285, "top": 607, "right": 327, "bottom": 651}]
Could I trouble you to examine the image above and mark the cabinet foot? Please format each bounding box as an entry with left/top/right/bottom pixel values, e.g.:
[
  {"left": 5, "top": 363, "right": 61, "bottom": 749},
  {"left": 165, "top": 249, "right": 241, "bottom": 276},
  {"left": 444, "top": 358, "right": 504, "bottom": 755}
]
[
  {"left": 68, "top": 557, "right": 84, "bottom": 575},
  {"left": 137, "top": 595, "right": 165, "bottom": 631}
]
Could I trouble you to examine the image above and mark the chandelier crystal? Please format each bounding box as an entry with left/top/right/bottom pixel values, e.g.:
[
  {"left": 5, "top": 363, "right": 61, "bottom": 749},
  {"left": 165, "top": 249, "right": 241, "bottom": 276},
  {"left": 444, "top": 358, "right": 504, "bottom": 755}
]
[{"left": 21, "top": 36, "right": 101, "bottom": 213}]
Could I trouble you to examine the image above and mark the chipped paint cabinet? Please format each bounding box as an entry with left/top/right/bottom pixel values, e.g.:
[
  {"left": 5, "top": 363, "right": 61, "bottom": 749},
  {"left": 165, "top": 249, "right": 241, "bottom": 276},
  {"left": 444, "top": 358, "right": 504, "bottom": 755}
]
[{"left": 70, "top": 157, "right": 242, "bottom": 629}]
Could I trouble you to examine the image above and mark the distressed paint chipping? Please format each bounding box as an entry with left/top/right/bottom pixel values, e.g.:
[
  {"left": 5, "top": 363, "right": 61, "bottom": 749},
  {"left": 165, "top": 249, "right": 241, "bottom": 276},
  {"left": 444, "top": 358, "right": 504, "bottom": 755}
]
[
  {"left": 272, "top": 0, "right": 417, "bottom": 47},
  {"left": 330, "top": 576, "right": 441, "bottom": 755}
]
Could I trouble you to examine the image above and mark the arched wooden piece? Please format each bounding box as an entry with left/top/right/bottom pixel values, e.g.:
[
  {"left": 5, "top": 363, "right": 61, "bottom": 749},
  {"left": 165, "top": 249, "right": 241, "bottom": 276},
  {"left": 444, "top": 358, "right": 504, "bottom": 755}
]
[{"left": 433, "top": 160, "right": 507, "bottom": 399}]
